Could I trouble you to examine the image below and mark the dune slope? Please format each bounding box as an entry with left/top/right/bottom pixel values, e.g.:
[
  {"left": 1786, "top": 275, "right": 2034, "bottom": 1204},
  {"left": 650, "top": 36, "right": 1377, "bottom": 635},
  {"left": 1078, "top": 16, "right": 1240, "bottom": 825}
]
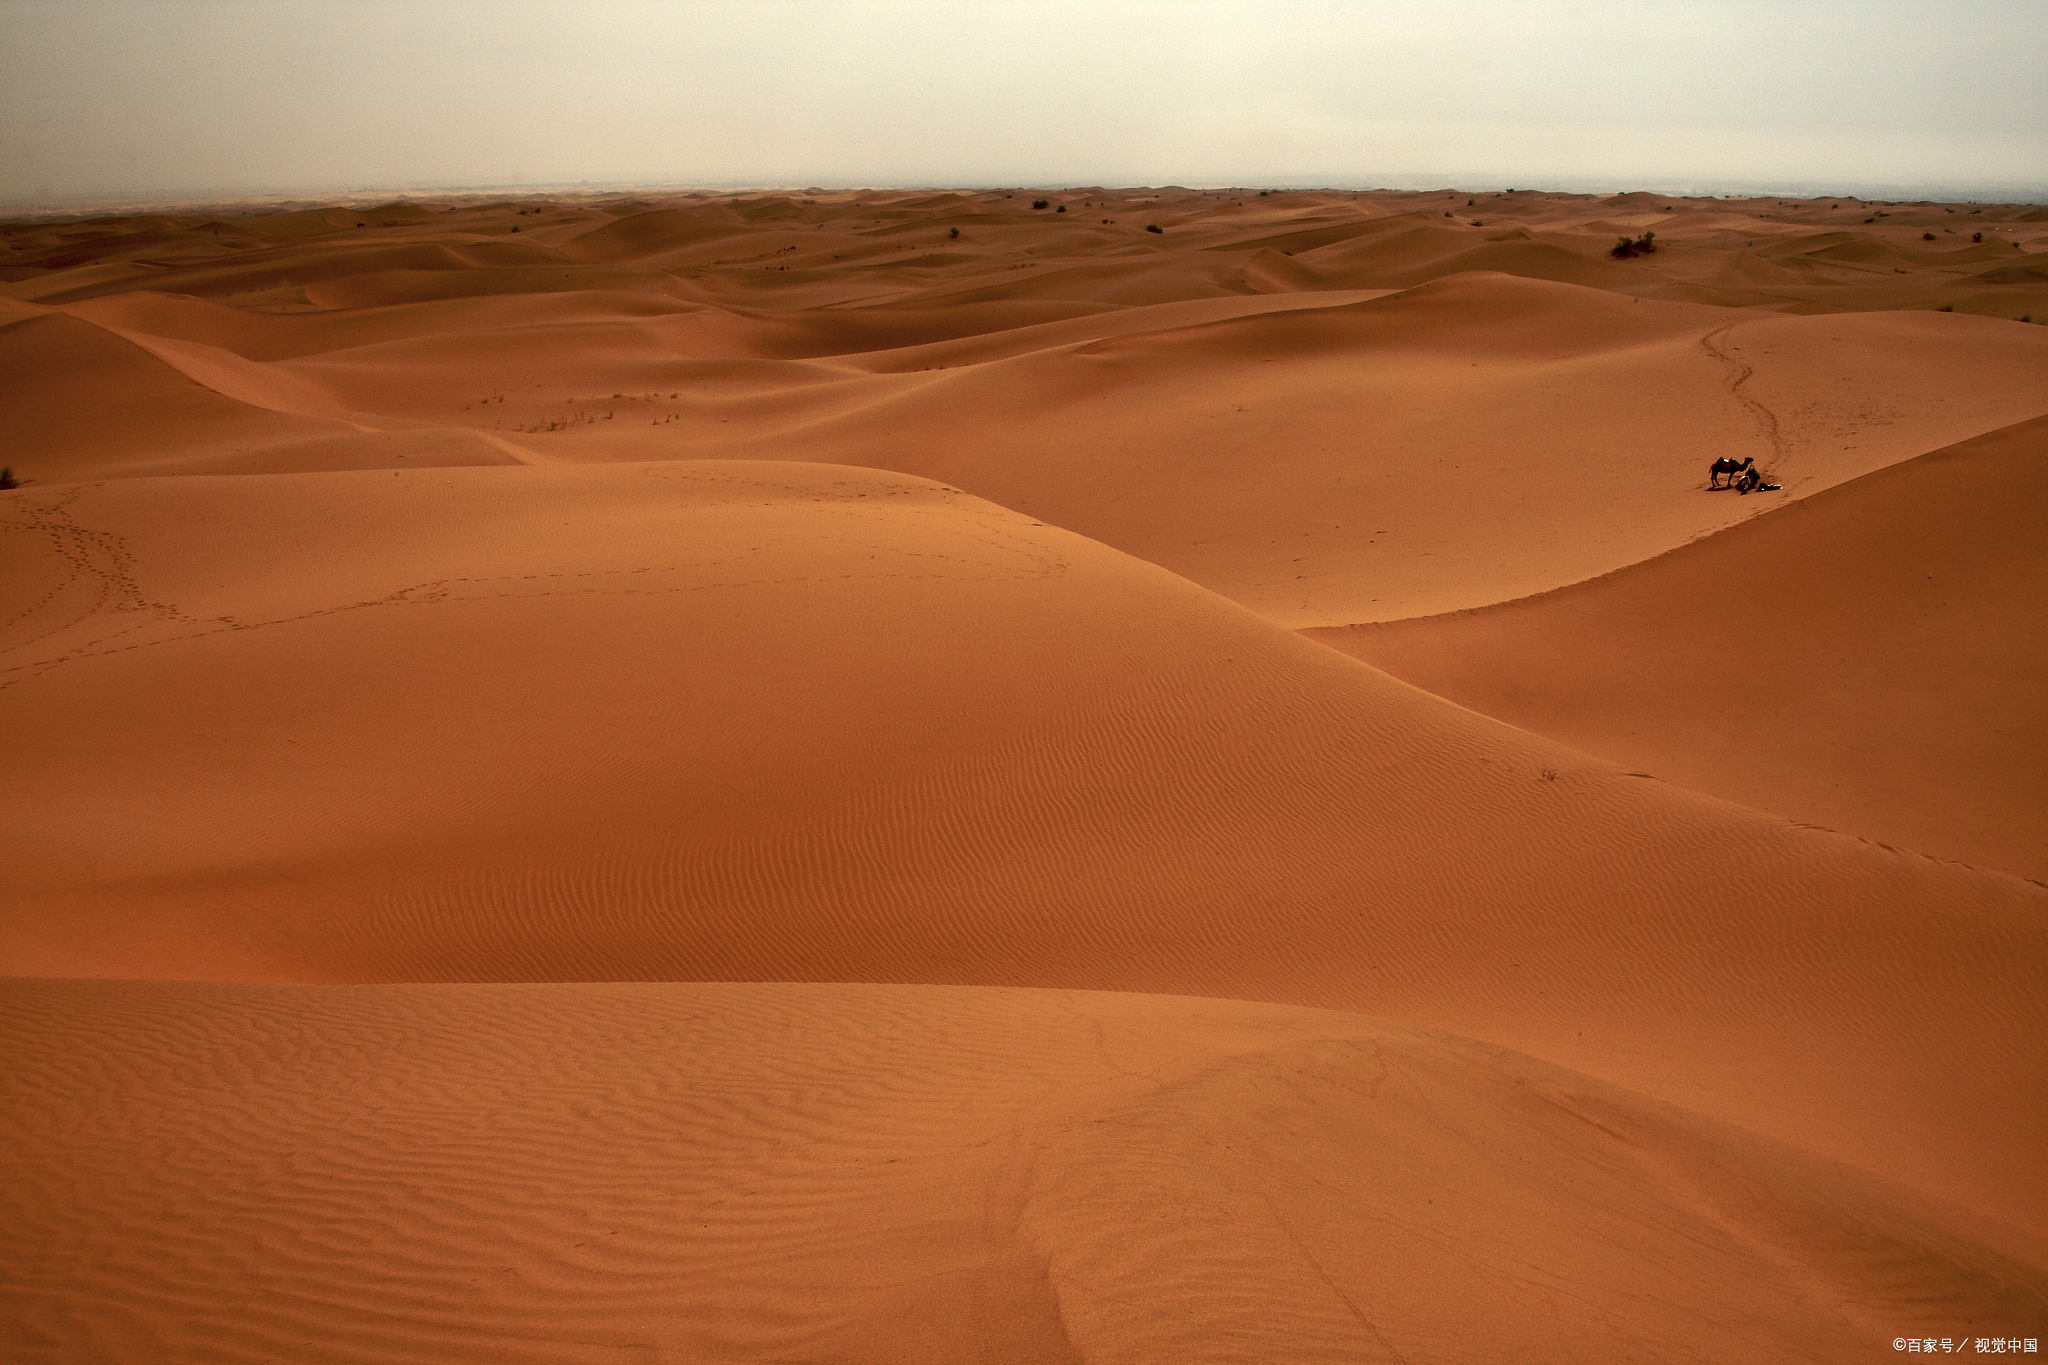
[
  {"left": 14, "top": 268, "right": 2046, "bottom": 624},
  {"left": 4, "top": 980, "right": 2042, "bottom": 1365},
  {"left": 1309, "top": 415, "right": 2048, "bottom": 881},
  {"left": 2, "top": 460, "right": 2041, "bottom": 1235}
]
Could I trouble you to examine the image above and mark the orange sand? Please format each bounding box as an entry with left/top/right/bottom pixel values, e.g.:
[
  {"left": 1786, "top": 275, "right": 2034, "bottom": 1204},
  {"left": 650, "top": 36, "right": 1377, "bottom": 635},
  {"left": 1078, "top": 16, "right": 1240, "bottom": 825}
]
[
  {"left": 1310, "top": 415, "right": 2048, "bottom": 882},
  {"left": 3, "top": 187, "right": 2045, "bottom": 1362}
]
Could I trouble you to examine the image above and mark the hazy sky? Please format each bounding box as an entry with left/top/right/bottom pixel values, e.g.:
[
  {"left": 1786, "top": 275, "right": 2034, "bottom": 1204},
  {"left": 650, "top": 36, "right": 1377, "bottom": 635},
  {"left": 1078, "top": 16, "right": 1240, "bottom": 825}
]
[{"left": 4, "top": 0, "right": 2042, "bottom": 206}]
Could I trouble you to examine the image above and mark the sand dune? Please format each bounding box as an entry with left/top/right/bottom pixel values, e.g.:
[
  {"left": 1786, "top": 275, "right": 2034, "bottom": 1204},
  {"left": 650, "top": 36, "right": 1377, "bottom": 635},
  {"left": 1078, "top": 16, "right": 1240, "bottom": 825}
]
[
  {"left": 10, "top": 256, "right": 2044, "bottom": 622},
  {"left": 685, "top": 274, "right": 2045, "bottom": 624},
  {"left": 6, "top": 980, "right": 2041, "bottom": 1365},
  {"left": 3, "top": 186, "right": 2045, "bottom": 1361},
  {"left": 1308, "top": 414, "right": 2048, "bottom": 882},
  {"left": 4, "top": 460, "right": 2042, "bottom": 1240},
  {"left": 555, "top": 205, "right": 754, "bottom": 260},
  {"left": 0, "top": 311, "right": 353, "bottom": 480}
]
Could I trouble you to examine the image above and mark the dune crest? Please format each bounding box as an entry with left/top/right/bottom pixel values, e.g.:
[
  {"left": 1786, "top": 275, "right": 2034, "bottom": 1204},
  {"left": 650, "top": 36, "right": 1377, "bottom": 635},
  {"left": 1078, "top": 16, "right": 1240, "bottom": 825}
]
[{"left": 1310, "top": 414, "right": 2048, "bottom": 881}]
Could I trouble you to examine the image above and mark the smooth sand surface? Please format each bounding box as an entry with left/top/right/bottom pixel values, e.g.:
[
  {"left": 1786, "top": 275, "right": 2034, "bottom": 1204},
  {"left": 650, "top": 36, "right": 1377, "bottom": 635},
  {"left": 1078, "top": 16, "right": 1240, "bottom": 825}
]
[
  {"left": 1310, "top": 415, "right": 2048, "bottom": 883},
  {"left": 4, "top": 187, "right": 2046, "bottom": 1361}
]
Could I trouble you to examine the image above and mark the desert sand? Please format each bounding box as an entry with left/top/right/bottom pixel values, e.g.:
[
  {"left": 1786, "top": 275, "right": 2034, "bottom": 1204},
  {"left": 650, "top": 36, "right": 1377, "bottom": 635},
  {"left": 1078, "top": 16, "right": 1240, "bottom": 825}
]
[{"left": 3, "top": 186, "right": 2046, "bottom": 1362}]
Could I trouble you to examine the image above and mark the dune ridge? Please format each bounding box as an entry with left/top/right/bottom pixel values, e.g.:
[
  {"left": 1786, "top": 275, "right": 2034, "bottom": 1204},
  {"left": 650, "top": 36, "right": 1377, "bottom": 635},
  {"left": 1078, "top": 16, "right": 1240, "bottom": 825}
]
[{"left": 1309, "top": 414, "right": 2048, "bottom": 881}]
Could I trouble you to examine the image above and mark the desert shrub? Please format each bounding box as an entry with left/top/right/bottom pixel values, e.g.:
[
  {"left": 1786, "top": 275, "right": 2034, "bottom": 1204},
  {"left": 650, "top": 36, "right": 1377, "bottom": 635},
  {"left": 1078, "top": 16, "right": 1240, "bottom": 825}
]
[
  {"left": 1056, "top": 205, "right": 1066, "bottom": 213},
  {"left": 1146, "top": 224, "right": 1163, "bottom": 233},
  {"left": 0, "top": 467, "right": 19, "bottom": 490},
  {"left": 1258, "top": 190, "right": 1269, "bottom": 197},
  {"left": 949, "top": 227, "right": 959, "bottom": 238},
  {"left": 1938, "top": 304, "right": 1954, "bottom": 311},
  {"left": 1864, "top": 217, "right": 1876, "bottom": 224},
  {"left": 1444, "top": 211, "right": 1453, "bottom": 217},
  {"left": 1923, "top": 232, "right": 1936, "bottom": 240},
  {"left": 1610, "top": 231, "right": 1658, "bottom": 259},
  {"left": 1974, "top": 232, "right": 1984, "bottom": 242},
  {"left": 1032, "top": 199, "right": 1049, "bottom": 210}
]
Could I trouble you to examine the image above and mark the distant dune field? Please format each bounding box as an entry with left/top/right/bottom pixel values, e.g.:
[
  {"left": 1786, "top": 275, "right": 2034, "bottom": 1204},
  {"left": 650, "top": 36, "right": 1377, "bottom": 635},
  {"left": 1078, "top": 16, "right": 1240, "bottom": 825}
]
[{"left": 4, "top": 186, "right": 2045, "bottom": 1363}]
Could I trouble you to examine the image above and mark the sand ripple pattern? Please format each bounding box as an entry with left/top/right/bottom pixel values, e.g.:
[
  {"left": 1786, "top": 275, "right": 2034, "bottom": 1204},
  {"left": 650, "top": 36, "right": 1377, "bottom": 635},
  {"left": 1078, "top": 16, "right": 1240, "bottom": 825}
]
[{"left": 5, "top": 980, "right": 2042, "bottom": 1365}]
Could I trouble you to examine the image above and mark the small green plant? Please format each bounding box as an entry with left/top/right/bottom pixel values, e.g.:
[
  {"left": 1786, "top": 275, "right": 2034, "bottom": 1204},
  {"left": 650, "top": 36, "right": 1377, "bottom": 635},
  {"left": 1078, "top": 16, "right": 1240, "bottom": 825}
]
[
  {"left": 1610, "top": 230, "right": 1658, "bottom": 259},
  {"left": 1032, "top": 199, "right": 1049, "bottom": 210},
  {"left": 1922, "top": 232, "right": 1936, "bottom": 240},
  {"left": 1056, "top": 205, "right": 1066, "bottom": 213},
  {"left": 1974, "top": 232, "right": 1984, "bottom": 242},
  {"left": 948, "top": 227, "right": 959, "bottom": 238},
  {"left": 1146, "top": 224, "right": 1163, "bottom": 233}
]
